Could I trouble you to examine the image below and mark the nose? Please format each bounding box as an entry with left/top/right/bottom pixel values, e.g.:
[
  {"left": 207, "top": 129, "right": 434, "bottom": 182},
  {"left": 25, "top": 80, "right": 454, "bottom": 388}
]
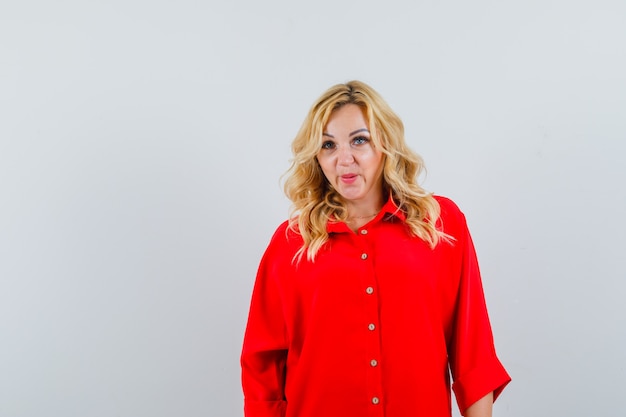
[{"left": 337, "top": 145, "right": 355, "bottom": 166}]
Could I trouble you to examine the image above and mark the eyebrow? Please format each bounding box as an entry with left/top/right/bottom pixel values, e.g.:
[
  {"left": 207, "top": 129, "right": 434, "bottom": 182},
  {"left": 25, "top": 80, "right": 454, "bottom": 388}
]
[{"left": 322, "top": 128, "right": 370, "bottom": 138}]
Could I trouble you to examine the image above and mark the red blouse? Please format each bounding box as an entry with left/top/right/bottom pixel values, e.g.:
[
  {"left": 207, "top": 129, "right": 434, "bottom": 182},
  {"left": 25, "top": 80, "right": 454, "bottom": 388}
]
[{"left": 241, "top": 196, "right": 510, "bottom": 417}]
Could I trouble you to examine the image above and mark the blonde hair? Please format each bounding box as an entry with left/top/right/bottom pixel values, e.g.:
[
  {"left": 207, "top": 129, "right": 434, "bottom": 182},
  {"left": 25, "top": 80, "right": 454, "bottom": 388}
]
[{"left": 283, "top": 80, "right": 444, "bottom": 262}]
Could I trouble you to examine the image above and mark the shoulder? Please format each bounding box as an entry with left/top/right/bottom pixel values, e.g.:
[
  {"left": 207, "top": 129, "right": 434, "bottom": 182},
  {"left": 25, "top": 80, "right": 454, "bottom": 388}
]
[
  {"left": 433, "top": 195, "right": 464, "bottom": 220},
  {"left": 433, "top": 195, "right": 469, "bottom": 236},
  {"left": 270, "top": 220, "right": 291, "bottom": 239},
  {"left": 265, "top": 219, "right": 303, "bottom": 254}
]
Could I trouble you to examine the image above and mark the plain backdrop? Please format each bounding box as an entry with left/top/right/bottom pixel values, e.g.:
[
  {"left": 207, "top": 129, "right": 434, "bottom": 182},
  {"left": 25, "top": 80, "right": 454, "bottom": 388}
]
[{"left": 1, "top": 1, "right": 625, "bottom": 416}]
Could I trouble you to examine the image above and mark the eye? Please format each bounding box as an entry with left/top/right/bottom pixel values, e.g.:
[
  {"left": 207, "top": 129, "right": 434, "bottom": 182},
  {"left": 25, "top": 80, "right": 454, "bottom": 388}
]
[
  {"left": 321, "top": 140, "right": 335, "bottom": 150},
  {"left": 352, "top": 136, "right": 370, "bottom": 145}
]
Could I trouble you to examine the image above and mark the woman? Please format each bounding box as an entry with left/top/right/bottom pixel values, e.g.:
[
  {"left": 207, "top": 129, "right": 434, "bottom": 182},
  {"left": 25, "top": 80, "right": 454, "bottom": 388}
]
[{"left": 241, "top": 81, "right": 511, "bottom": 417}]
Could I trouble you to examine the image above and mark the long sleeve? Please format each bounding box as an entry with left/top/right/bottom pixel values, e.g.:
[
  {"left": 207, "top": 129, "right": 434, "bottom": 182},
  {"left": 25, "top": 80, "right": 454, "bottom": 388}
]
[
  {"left": 241, "top": 239, "right": 289, "bottom": 417},
  {"left": 447, "top": 211, "right": 511, "bottom": 415}
]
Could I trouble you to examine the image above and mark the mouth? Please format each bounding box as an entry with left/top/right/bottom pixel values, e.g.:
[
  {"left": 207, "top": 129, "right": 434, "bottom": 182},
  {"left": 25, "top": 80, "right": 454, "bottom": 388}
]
[{"left": 340, "top": 174, "right": 358, "bottom": 184}]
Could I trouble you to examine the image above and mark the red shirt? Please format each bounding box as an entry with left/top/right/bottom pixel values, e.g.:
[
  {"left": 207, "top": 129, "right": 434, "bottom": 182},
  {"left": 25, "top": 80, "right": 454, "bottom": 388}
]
[{"left": 241, "top": 196, "right": 510, "bottom": 417}]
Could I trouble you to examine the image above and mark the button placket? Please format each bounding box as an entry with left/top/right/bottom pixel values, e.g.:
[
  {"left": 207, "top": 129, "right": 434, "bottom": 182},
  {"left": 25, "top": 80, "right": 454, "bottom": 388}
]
[{"left": 355, "top": 226, "right": 382, "bottom": 412}]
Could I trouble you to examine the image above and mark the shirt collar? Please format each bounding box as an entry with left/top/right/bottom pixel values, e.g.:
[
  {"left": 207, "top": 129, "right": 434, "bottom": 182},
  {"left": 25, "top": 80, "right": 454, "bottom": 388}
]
[{"left": 326, "top": 195, "right": 405, "bottom": 233}]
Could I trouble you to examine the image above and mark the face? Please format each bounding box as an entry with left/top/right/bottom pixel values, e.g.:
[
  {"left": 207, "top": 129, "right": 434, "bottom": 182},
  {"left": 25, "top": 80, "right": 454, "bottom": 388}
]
[{"left": 317, "top": 104, "right": 385, "bottom": 209}]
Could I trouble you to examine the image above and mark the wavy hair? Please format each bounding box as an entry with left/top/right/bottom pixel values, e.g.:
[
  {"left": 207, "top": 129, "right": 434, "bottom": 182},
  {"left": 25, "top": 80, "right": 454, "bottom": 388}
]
[{"left": 283, "top": 80, "right": 445, "bottom": 262}]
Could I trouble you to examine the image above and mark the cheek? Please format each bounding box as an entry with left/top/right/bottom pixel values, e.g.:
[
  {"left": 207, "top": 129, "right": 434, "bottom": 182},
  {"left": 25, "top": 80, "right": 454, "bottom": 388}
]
[
  {"left": 316, "top": 156, "right": 334, "bottom": 179},
  {"left": 365, "top": 150, "right": 384, "bottom": 169}
]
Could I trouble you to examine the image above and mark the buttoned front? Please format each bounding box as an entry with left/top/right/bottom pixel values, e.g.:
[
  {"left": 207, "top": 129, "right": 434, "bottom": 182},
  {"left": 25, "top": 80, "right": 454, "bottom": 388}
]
[{"left": 242, "top": 196, "right": 511, "bottom": 417}]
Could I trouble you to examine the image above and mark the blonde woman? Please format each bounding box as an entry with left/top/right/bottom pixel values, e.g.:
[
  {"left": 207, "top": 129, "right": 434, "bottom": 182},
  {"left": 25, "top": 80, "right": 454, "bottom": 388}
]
[{"left": 241, "top": 81, "right": 510, "bottom": 417}]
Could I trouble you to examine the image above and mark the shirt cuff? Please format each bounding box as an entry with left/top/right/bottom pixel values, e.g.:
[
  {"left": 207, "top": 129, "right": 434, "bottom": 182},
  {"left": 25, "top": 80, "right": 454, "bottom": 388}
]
[
  {"left": 452, "top": 356, "right": 511, "bottom": 415},
  {"left": 244, "top": 400, "right": 287, "bottom": 417}
]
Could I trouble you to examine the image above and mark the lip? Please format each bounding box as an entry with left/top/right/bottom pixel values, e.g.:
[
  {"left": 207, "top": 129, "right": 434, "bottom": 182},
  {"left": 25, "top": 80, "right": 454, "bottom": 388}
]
[{"left": 340, "top": 174, "right": 358, "bottom": 184}]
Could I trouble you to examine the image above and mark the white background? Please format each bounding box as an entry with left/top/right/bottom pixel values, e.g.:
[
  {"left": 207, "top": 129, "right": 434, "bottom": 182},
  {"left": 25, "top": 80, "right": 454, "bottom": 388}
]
[{"left": 1, "top": 1, "right": 625, "bottom": 416}]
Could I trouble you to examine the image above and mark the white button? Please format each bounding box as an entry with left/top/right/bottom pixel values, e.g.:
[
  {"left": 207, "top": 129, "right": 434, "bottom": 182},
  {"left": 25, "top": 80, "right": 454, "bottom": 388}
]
[
  {"left": 370, "top": 359, "right": 378, "bottom": 367},
  {"left": 365, "top": 286, "right": 374, "bottom": 294},
  {"left": 372, "top": 397, "right": 380, "bottom": 405},
  {"left": 368, "top": 323, "right": 376, "bottom": 331},
  {"left": 361, "top": 253, "right": 368, "bottom": 260},
  {"left": 360, "top": 229, "right": 368, "bottom": 235}
]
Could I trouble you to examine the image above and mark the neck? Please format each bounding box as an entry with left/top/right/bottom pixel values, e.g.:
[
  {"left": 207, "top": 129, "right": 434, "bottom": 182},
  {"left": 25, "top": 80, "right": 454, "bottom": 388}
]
[
  {"left": 347, "top": 211, "right": 379, "bottom": 220},
  {"left": 346, "top": 202, "right": 384, "bottom": 220},
  {"left": 344, "top": 205, "right": 382, "bottom": 232}
]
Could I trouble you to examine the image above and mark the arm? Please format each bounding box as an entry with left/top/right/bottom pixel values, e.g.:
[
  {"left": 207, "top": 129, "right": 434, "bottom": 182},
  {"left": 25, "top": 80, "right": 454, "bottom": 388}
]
[
  {"left": 465, "top": 391, "right": 493, "bottom": 417},
  {"left": 440, "top": 201, "right": 510, "bottom": 414},
  {"left": 241, "top": 242, "right": 289, "bottom": 417}
]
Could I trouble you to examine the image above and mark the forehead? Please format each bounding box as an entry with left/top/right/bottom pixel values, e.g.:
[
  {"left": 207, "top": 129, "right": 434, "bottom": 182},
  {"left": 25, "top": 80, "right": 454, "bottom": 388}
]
[{"left": 324, "top": 104, "right": 368, "bottom": 133}]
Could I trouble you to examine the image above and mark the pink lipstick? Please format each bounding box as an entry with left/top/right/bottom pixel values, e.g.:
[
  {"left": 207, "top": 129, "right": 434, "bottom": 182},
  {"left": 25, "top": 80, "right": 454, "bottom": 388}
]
[{"left": 340, "top": 174, "right": 358, "bottom": 184}]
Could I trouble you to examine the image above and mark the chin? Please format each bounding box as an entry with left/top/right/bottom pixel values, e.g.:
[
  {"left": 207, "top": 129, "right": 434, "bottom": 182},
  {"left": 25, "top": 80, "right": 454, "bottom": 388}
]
[{"left": 339, "top": 193, "right": 365, "bottom": 202}]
